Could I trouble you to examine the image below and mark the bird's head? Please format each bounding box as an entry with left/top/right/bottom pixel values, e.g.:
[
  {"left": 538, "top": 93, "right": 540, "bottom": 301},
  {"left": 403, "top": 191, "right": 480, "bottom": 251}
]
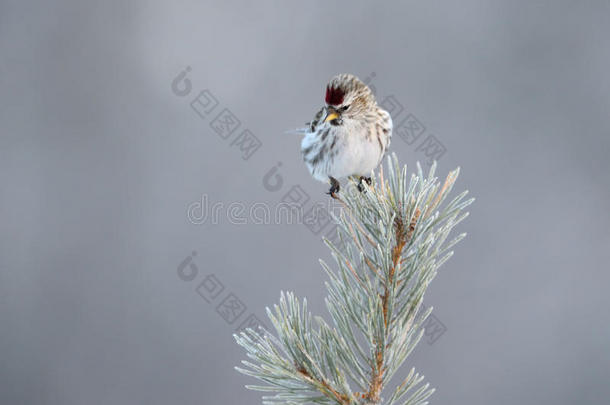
[{"left": 323, "top": 73, "right": 377, "bottom": 125}]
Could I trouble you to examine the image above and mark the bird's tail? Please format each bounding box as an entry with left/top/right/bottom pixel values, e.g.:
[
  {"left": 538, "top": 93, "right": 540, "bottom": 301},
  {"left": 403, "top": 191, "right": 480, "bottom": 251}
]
[{"left": 284, "top": 127, "right": 309, "bottom": 135}]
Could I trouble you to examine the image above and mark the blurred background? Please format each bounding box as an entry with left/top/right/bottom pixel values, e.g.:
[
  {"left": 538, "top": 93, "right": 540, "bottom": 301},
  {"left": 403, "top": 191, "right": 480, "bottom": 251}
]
[{"left": 1, "top": 1, "right": 609, "bottom": 404}]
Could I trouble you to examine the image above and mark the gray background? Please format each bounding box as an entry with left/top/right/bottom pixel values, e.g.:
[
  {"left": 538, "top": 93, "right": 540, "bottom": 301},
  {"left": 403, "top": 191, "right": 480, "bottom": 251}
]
[{"left": 1, "top": 1, "right": 609, "bottom": 404}]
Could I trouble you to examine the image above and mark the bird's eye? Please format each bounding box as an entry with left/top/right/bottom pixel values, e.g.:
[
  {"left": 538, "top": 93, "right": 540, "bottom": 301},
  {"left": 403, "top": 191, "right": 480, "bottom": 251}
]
[{"left": 340, "top": 105, "right": 350, "bottom": 112}]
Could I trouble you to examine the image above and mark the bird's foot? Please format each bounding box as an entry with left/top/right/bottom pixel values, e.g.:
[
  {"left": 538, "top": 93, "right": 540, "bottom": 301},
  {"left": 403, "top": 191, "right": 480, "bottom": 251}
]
[
  {"left": 327, "top": 176, "right": 340, "bottom": 199},
  {"left": 357, "top": 176, "right": 372, "bottom": 192}
]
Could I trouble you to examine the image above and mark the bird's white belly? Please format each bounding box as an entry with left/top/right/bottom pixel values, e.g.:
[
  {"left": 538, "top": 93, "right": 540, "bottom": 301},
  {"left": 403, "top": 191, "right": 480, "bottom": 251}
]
[
  {"left": 300, "top": 119, "right": 387, "bottom": 183},
  {"left": 330, "top": 132, "right": 381, "bottom": 179}
]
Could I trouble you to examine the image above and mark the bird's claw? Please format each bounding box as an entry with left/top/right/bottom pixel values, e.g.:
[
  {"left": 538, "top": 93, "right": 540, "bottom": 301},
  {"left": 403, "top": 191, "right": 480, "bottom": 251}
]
[
  {"left": 327, "top": 176, "right": 340, "bottom": 198},
  {"left": 357, "top": 176, "right": 372, "bottom": 192}
]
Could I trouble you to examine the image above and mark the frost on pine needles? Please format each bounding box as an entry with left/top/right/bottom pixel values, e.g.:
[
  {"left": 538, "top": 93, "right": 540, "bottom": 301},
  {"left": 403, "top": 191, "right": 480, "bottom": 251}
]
[{"left": 235, "top": 154, "right": 473, "bottom": 405}]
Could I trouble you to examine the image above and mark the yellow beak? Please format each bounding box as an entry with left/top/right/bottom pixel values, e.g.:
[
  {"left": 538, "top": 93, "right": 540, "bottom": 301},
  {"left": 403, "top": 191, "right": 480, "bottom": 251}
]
[{"left": 324, "top": 112, "right": 339, "bottom": 122}]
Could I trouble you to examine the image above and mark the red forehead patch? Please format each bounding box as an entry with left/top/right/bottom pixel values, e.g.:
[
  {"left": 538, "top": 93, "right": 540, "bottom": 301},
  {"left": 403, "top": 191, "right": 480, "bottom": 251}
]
[{"left": 325, "top": 85, "right": 345, "bottom": 105}]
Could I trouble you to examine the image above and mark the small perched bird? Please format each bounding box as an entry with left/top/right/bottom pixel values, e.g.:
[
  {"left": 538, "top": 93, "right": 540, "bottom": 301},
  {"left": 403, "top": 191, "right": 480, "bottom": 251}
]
[{"left": 296, "top": 73, "right": 392, "bottom": 196}]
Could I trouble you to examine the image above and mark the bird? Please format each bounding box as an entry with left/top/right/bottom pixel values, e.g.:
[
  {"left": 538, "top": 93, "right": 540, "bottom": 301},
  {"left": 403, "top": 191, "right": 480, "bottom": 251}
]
[{"left": 295, "top": 73, "right": 392, "bottom": 197}]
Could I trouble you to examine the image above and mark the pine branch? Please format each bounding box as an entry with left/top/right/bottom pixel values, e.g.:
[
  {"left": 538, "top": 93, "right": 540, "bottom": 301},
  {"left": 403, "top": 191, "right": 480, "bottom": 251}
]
[{"left": 235, "top": 154, "right": 474, "bottom": 405}]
